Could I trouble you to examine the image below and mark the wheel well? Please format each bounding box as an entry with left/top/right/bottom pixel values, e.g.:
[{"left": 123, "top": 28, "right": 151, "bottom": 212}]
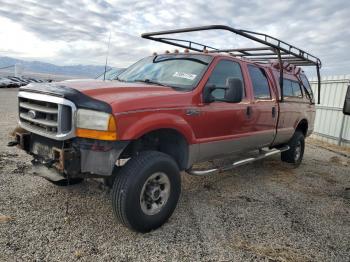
[
  {"left": 120, "top": 129, "right": 189, "bottom": 171},
  {"left": 296, "top": 119, "right": 308, "bottom": 136}
]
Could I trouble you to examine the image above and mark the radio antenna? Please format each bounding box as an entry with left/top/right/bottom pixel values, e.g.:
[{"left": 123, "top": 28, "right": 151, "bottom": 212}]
[{"left": 103, "top": 31, "right": 112, "bottom": 81}]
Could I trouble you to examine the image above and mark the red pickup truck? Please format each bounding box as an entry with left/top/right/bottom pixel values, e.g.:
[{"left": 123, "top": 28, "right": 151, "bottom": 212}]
[{"left": 12, "top": 25, "right": 323, "bottom": 232}]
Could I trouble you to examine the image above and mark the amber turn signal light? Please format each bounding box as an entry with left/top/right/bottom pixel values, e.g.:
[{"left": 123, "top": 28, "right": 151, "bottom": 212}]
[{"left": 76, "top": 115, "right": 117, "bottom": 141}]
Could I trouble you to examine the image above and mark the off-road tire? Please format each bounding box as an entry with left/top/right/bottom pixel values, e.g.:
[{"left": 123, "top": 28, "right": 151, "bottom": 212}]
[
  {"left": 111, "top": 151, "right": 181, "bottom": 233},
  {"left": 281, "top": 131, "right": 305, "bottom": 167}
]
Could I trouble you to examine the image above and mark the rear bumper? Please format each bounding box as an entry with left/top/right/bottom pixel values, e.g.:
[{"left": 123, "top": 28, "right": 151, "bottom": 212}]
[{"left": 15, "top": 129, "right": 129, "bottom": 180}]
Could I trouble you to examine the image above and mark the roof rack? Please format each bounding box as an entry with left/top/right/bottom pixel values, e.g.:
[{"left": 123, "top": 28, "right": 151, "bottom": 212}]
[{"left": 142, "top": 25, "right": 322, "bottom": 104}]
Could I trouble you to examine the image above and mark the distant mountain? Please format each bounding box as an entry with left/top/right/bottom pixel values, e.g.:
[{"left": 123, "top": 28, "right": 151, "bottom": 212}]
[{"left": 0, "top": 56, "right": 115, "bottom": 78}]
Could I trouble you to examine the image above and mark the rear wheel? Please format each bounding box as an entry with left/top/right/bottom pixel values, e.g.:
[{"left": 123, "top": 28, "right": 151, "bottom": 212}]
[
  {"left": 281, "top": 131, "right": 305, "bottom": 167},
  {"left": 111, "top": 151, "right": 181, "bottom": 232}
]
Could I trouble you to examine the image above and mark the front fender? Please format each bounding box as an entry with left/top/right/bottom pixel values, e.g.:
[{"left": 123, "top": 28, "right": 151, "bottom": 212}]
[{"left": 117, "top": 112, "right": 196, "bottom": 143}]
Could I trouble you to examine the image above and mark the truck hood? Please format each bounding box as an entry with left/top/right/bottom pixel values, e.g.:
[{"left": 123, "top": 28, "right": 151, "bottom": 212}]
[{"left": 21, "top": 79, "right": 193, "bottom": 114}]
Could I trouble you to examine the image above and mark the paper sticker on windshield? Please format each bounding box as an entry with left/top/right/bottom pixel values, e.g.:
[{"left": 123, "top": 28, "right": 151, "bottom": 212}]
[{"left": 173, "top": 72, "right": 197, "bottom": 81}]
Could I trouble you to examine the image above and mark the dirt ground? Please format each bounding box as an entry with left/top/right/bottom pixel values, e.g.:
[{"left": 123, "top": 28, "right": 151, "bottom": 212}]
[{"left": 0, "top": 88, "right": 349, "bottom": 262}]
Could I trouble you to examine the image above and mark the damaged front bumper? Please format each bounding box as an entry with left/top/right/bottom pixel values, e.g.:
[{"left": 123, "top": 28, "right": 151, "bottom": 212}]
[{"left": 14, "top": 129, "right": 129, "bottom": 182}]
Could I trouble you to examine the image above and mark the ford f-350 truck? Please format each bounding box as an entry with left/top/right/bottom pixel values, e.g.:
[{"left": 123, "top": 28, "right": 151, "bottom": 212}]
[{"left": 11, "top": 25, "right": 324, "bottom": 232}]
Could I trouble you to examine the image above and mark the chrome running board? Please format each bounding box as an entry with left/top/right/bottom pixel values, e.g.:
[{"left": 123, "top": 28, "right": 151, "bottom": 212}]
[{"left": 187, "top": 146, "right": 290, "bottom": 176}]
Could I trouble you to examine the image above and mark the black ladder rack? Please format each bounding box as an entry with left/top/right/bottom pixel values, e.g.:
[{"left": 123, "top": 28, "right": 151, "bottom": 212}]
[{"left": 141, "top": 25, "right": 322, "bottom": 103}]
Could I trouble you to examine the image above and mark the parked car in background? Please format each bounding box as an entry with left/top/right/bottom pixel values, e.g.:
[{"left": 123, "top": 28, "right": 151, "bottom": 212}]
[{"left": 0, "top": 76, "right": 49, "bottom": 88}]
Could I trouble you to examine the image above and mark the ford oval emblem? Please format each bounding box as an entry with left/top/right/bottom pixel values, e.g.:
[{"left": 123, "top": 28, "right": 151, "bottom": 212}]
[{"left": 28, "top": 110, "right": 37, "bottom": 119}]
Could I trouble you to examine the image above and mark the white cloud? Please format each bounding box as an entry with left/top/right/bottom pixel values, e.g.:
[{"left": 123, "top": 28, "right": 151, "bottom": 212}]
[
  {"left": 0, "top": 16, "right": 65, "bottom": 60},
  {"left": 0, "top": 0, "right": 349, "bottom": 75}
]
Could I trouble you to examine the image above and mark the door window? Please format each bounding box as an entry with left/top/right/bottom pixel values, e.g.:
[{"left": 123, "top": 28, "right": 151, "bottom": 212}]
[
  {"left": 291, "top": 81, "right": 303, "bottom": 97},
  {"left": 283, "top": 79, "right": 303, "bottom": 98},
  {"left": 248, "top": 65, "right": 271, "bottom": 99},
  {"left": 283, "top": 79, "right": 294, "bottom": 96},
  {"left": 300, "top": 74, "right": 314, "bottom": 101},
  {"left": 206, "top": 60, "right": 244, "bottom": 99}
]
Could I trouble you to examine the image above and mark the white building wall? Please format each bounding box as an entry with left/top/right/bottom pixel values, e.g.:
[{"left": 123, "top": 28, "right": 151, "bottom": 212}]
[{"left": 310, "top": 75, "right": 350, "bottom": 147}]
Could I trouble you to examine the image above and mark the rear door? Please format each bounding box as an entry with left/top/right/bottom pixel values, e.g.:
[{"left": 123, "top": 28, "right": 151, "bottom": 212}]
[
  {"left": 272, "top": 76, "right": 314, "bottom": 145},
  {"left": 246, "top": 64, "right": 278, "bottom": 147}
]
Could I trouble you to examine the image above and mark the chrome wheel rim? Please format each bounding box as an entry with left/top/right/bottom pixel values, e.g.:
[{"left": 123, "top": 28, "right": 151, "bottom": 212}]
[
  {"left": 140, "top": 172, "right": 171, "bottom": 215},
  {"left": 294, "top": 141, "right": 302, "bottom": 161}
]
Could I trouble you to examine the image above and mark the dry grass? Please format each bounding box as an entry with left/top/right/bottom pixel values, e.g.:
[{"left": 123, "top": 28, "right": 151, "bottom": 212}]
[
  {"left": 329, "top": 156, "right": 349, "bottom": 166},
  {"left": 74, "top": 250, "right": 84, "bottom": 259},
  {"left": 0, "top": 215, "right": 15, "bottom": 223},
  {"left": 233, "top": 240, "right": 314, "bottom": 262},
  {"left": 308, "top": 138, "right": 350, "bottom": 156}
]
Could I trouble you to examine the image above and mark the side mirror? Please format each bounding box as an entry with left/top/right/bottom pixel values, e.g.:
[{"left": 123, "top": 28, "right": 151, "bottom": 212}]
[
  {"left": 343, "top": 85, "right": 350, "bottom": 115},
  {"left": 203, "top": 78, "right": 243, "bottom": 103},
  {"left": 224, "top": 77, "right": 243, "bottom": 103}
]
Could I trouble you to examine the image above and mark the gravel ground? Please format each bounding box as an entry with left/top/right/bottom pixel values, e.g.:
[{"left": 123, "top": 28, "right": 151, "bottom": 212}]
[{"left": 0, "top": 88, "right": 349, "bottom": 262}]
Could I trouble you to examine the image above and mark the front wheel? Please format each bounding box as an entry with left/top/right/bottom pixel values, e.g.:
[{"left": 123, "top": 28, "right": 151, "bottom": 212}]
[
  {"left": 111, "top": 151, "right": 181, "bottom": 232},
  {"left": 281, "top": 131, "right": 305, "bottom": 167}
]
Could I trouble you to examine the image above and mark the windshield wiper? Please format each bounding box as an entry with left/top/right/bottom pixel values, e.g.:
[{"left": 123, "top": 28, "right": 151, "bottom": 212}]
[
  {"left": 134, "top": 79, "right": 171, "bottom": 88},
  {"left": 115, "top": 76, "right": 126, "bottom": 82}
]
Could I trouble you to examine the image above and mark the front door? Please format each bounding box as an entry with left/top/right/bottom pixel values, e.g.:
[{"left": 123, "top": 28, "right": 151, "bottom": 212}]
[{"left": 195, "top": 59, "right": 254, "bottom": 161}]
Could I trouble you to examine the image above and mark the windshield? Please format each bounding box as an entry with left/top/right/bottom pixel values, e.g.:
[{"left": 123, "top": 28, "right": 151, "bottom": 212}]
[{"left": 117, "top": 54, "right": 213, "bottom": 90}]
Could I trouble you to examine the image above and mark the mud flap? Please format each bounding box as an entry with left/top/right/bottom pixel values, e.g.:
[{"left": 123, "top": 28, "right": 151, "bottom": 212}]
[{"left": 77, "top": 139, "right": 129, "bottom": 176}]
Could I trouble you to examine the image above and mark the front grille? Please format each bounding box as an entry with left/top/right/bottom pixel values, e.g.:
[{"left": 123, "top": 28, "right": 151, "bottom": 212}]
[{"left": 18, "top": 91, "right": 76, "bottom": 140}]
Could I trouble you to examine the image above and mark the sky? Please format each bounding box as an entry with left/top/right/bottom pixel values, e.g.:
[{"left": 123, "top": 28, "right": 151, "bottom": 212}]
[{"left": 0, "top": 0, "right": 349, "bottom": 76}]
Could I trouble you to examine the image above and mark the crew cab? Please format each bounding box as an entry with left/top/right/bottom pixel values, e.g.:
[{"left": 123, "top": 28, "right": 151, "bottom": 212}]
[{"left": 11, "top": 25, "right": 323, "bottom": 232}]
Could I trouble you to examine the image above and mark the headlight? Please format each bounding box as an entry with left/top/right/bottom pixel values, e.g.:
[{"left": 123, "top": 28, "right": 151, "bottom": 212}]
[
  {"left": 77, "top": 109, "right": 111, "bottom": 131},
  {"left": 76, "top": 109, "right": 117, "bottom": 140}
]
